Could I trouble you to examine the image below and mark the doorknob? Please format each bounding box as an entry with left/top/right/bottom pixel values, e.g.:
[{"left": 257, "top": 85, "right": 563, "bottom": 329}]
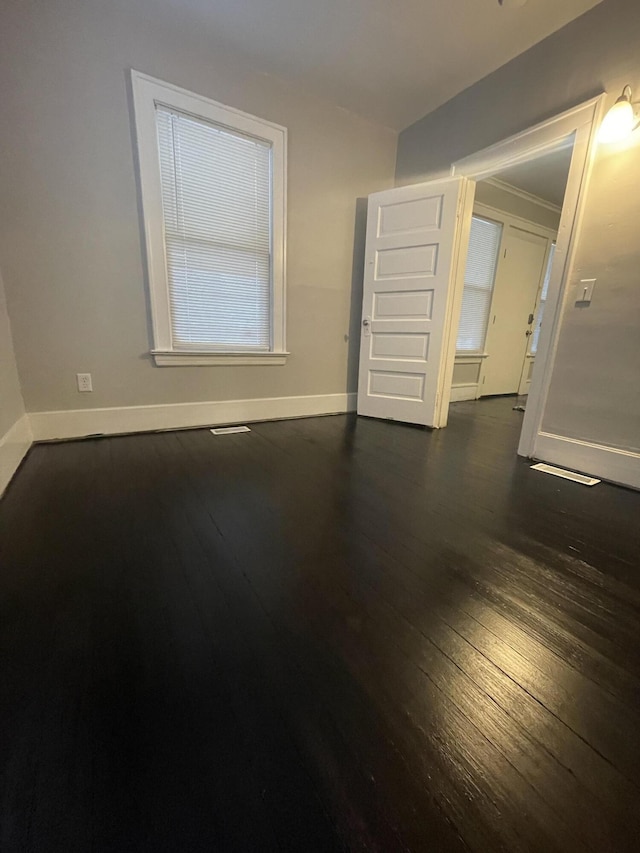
[{"left": 362, "top": 316, "right": 371, "bottom": 337}]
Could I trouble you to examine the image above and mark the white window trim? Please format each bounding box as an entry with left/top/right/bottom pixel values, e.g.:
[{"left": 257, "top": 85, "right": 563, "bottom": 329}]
[
  {"left": 131, "top": 70, "right": 288, "bottom": 366},
  {"left": 456, "top": 213, "right": 503, "bottom": 357}
]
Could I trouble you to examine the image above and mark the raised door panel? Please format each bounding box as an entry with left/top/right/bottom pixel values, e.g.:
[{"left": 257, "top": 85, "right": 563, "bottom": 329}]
[{"left": 357, "top": 178, "right": 473, "bottom": 426}]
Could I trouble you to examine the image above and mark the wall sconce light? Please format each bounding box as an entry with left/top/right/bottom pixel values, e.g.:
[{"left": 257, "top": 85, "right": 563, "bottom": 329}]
[{"left": 598, "top": 86, "right": 639, "bottom": 143}]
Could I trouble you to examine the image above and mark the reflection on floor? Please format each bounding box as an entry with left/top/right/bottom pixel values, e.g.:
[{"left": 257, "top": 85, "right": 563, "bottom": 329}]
[{"left": 1, "top": 397, "right": 639, "bottom": 852}]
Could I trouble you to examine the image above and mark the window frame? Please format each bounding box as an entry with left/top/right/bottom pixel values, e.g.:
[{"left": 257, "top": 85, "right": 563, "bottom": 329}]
[
  {"left": 131, "top": 70, "right": 288, "bottom": 366},
  {"left": 456, "top": 213, "right": 503, "bottom": 356}
]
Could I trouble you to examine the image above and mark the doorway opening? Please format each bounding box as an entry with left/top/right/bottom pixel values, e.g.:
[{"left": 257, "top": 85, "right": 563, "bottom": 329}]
[
  {"left": 356, "top": 95, "right": 604, "bottom": 468},
  {"left": 450, "top": 139, "right": 573, "bottom": 424}
]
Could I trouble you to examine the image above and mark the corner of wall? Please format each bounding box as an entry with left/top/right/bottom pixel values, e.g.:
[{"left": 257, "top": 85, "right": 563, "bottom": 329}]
[
  {"left": 0, "top": 268, "right": 32, "bottom": 497},
  {"left": 0, "top": 415, "right": 33, "bottom": 498}
]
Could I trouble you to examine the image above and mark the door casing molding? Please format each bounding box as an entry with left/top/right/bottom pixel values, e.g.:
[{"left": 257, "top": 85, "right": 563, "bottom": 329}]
[{"left": 450, "top": 94, "right": 606, "bottom": 459}]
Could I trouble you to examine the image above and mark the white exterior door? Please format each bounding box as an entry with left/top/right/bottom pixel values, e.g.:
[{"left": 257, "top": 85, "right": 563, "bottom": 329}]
[
  {"left": 481, "top": 226, "right": 549, "bottom": 397},
  {"left": 357, "top": 178, "right": 474, "bottom": 427}
]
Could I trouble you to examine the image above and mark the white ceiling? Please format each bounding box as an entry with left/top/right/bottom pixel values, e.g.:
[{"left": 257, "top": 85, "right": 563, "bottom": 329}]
[
  {"left": 166, "top": 0, "right": 603, "bottom": 130},
  {"left": 495, "top": 144, "right": 574, "bottom": 207}
]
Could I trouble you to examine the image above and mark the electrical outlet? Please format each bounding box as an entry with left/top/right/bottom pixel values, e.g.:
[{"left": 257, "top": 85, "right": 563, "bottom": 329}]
[{"left": 76, "top": 373, "right": 93, "bottom": 392}]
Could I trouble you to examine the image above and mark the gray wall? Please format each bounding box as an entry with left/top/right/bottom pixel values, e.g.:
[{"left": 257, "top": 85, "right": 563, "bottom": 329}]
[
  {"left": 397, "top": 0, "right": 640, "bottom": 454},
  {"left": 0, "top": 270, "right": 25, "bottom": 437},
  {"left": 0, "top": 0, "right": 397, "bottom": 414}
]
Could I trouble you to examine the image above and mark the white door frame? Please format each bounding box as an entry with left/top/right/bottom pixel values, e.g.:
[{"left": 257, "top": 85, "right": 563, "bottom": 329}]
[
  {"left": 449, "top": 94, "right": 606, "bottom": 458},
  {"left": 517, "top": 237, "right": 555, "bottom": 397},
  {"left": 471, "top": 201, "right": 557, "bottom": 398}
]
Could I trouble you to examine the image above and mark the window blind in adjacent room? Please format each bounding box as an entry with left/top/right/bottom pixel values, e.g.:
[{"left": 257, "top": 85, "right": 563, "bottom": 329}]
[
  {"left": 155, "top": 106, "right": 272, "bottom": 350},
  {"left": 456, "top": 216, "right": 502, "bottom": 354}
]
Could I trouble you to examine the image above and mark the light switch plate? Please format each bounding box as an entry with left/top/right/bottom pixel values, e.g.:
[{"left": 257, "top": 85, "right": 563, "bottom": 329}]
[{"left": 576, "top": 278, "right": 596, "bottom": 305}]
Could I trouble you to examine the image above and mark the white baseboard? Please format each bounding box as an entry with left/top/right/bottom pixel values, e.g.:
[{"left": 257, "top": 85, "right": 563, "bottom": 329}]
[
  {"left": 0, "top": 414, "right": 33, "bottom": 497},
  {"left": 534, "top": 431, "right": 640, "bottom": 491},
  {"left": 29, "top": 392, "right": 358, "bottom": 442},
  {"left": 450, "top": 384, "right": 479, "bottom": 403}
]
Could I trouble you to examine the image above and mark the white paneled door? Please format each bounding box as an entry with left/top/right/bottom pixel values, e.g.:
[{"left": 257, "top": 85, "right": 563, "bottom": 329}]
[
  {"left": 357, "top": 178, "right": 474, "bottom": 427},
  {"left": 481, "top": 226, "right": 549, "bottom": 398}
]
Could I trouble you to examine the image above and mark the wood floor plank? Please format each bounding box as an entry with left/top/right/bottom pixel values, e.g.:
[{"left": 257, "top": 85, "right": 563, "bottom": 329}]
[
  {"left": 1, "top": 398, "right": 639, "bottom": 851},
  {"left": 170, "top": 426, "right": 467, "bottom": 853}
]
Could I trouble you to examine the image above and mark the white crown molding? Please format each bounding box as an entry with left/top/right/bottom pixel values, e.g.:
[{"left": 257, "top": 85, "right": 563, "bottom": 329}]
[
  {"left": 534, "top": 432, "right": 640, "bottom": 491},
  {"left": 28, "top": 393, "right": 357, "bottom": 442},
  {"left": 473, "top": 201, "right": 559, "bottom": 241},
  {"left": 484, "top": 177, "right": 563, "bottom": 214},
  {"left": 0, "top": 414, "right": 33, "bottom": 498}
]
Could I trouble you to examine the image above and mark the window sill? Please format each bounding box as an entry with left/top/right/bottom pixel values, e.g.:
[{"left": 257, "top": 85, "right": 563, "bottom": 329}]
[
  {"left": 152, "top": 350, "right": 289, "bottom": 367},
  {"left": 455, "top": 352, "right": 489, "bottom": 360}
]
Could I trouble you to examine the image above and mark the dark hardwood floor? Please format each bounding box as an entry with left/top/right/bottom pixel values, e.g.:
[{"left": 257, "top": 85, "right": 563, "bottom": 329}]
[{"left": 1, "top": 397, "right": 640, "bottom": 852}]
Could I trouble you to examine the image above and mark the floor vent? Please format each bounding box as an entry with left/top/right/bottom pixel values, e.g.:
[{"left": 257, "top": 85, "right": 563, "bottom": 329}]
[
  {"left": 531, "top": 462, "right": 600, "bottom": 486},
  {"left": 210, "top": 426, "right": 251, "bottom": 435}
]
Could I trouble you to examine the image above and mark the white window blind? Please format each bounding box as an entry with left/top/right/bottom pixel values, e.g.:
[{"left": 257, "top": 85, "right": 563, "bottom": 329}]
[
  {"left": 457, "top": 216, "right": 502, "bottom": 353},
  {"left": 156, "top": 106, "right": 272, "bottom": 351},
  {"left": 531, "top": 242, "right": 556, "bottom": 355}
]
